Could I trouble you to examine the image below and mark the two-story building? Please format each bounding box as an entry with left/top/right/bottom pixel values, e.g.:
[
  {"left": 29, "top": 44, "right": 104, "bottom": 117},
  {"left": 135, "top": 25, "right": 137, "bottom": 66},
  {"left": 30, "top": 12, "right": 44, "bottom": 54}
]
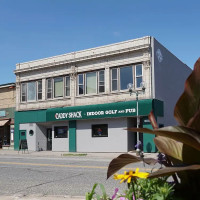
[
  {"left": 0, "top": 83, "right": 16, "bottom": 149},
  {"left": 14, "top": 36, "right": 191, "bottom": 152}
]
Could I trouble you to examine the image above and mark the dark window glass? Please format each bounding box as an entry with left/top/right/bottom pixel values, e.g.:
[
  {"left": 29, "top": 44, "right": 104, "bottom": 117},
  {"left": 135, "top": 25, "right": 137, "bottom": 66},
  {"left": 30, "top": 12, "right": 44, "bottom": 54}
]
[
  {"left": 78, "top": 74, "right": 84, "bottom": 95},
  {"left": 92, "top": 124, "right": 108, "bottom": 137},
  {"left": 54, "top": 126, "right": 68, "bottom": 138},
  {"left": 120, "top": 66, "right": 133, "bottom": 90},
  {"left": 112, "top": 68, "right": 117, "bottom": 79},
  {"left": 112, "top": 80, "right": 117, "bottom": 91},
  {"left": 136, "top": 77, "right": 142, "bottom": 88},
  {"left": 136, "top": 64, "right": 142, "bottom": 76}
]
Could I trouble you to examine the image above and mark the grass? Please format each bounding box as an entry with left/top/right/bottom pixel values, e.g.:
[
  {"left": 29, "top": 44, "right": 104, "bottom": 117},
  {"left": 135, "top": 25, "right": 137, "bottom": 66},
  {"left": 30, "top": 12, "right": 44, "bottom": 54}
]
[{"left": 62, "top": 153, "right": 87, "bottom": 157}]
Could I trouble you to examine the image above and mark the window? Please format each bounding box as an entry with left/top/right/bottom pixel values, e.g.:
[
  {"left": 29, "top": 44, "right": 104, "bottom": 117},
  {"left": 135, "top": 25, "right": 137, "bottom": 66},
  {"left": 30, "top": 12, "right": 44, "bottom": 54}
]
[
  {"left": 29, "top": 130, "right": 34, "bottom": 136},
  {"left": 77, "top": 70, "right": 105, "bottom": 95},
  {"left": 54, "top": 77, "right": 63, "bottom": 98},
  {"left": 92, "top": 124, "right": 108, "bottom": 137},
  {"left": 78, "top": 74, "right": 84, "bottom": 95},
  {"left": 135, "top": 64, "right": 143, "bottom": 88},
  {"left": 46, "top": 76, "right": 70, "bottom": 99},
  {"left": 21, "top": 80, "right": 42, "bottom": 102},
  {"left": 54, "top": 126, "right": 68, "bottom": 138},
  {"left": 111, "top": 68, "right": 118, "bottom": 91},
  {"left": 98, "top": 70, "right": 105, "bottom": 93},
  {"left": 46, "top": 79, "right": 52, "bottom": 99},
  {"left": 120, "top": 66, "right": 133, "bottom": 90},
  {"left": 111, "top": 64, "right": 143, "bottom": 91},
  {"left": 111, "top": 66, "right": 133, "bottom": 91},
  {"left": 65, "top": 76, "right": 70, "bottom": 96},
  {"left": 27, "top": 82, "right": 36, "bottom": 101},
  {"left": 86, "top": 72, "right": 97, "bottom": 94},
  {"left": 21, "top": 83, "right": 27, "bottom": 102},
  {"left": 37, "top": 80, "right": 42, "bottom": 100}
]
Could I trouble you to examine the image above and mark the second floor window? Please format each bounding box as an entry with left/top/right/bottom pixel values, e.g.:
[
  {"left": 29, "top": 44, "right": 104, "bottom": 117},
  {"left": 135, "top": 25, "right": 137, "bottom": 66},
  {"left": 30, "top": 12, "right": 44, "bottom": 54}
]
[
  {"left": 77, "top": 70, "right": 105, "bottom": 95},
  {"left": 54, "top": 77, "right": 63, "bottom": 98},
  {"left": 21, "top": 80, "right": 42, "bottom": 102},
  {"left": 111, "top": 64, "right": 143, "bottom": 92},
  {"left": 46, "top": 76, "right": 70, "bottom": 99},
  {"left": 111, "top": 65, "right": 133, "bottom": 91},
  {"left": 135, "top": 64, "right": 143, "bottom": 88}
]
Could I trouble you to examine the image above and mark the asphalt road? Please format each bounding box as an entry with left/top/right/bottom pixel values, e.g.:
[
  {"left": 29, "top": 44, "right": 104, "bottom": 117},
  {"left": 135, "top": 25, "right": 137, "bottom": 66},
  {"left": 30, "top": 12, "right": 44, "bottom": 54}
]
[{"left": 0, "top": 154, "right": 157, "bottom": 199}]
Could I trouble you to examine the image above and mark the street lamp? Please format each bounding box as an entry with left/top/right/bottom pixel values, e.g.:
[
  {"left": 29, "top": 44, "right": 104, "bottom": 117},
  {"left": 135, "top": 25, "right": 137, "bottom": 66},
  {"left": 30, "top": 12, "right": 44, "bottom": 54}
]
[{"left": 127, "top": 81, "right": 146, "bottom": 156}]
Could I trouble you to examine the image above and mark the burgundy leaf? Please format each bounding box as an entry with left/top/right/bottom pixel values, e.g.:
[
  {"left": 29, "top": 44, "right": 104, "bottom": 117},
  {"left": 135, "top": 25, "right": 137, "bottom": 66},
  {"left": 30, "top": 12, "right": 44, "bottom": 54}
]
[
  {"left": 149, "top": 165, "right": 200, "bottom": 178},
  {"left": 128, "top": 126, "right": 200, "bottom": 151},
  {"left": 107, "top": 153, "right": 157, "bottom": 179},
  {"left": 174, "top": 57, "right": 200, "bottom": 132},
  {"left": 148, "top": 111, "right": 158, "bottom": 129}
]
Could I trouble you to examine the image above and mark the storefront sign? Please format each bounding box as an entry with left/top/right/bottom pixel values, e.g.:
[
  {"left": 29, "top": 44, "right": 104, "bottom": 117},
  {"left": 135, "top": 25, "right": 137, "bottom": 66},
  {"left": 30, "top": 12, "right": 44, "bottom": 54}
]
[{"left": 46, "top": 99, "right": 154, "bottom": 121}]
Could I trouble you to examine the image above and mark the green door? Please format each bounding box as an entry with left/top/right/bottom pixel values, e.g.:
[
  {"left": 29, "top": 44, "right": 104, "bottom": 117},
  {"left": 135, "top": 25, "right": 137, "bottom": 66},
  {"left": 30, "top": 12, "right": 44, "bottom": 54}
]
[{"left": 19, "top": 130, "right": 26, "bottom": 140}]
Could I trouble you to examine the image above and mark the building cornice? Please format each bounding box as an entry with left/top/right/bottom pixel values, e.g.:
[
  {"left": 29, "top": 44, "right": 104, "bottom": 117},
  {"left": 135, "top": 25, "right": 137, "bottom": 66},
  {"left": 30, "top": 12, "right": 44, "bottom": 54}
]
[{"left": 14, "top": 36, "right": 151, "bottom": 74}]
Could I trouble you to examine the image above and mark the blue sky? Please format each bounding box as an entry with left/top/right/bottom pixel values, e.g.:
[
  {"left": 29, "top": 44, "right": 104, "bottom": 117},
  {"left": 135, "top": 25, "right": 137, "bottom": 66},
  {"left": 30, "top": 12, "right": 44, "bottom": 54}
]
[{"left": 0, "top": 0, "right": 199, "bottom": 84}]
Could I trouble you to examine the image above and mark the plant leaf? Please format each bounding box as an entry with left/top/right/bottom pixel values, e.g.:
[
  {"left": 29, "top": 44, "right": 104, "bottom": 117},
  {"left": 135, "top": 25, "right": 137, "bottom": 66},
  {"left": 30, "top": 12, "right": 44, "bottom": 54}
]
[
  {"left": 128, "top": 126, "right": 200, "bottom": 151},
  {"left": 148, "top": 165, "right": 200, "bottom": 178},
  {"left": 174, "top": 57, "right": 200, "bottom": 132},
  {"left": 148, "top": 110, "right": 158, "bottom": 129},
  {"left": 99, "top": 183, "right": 107, "bottom": 200},
  {"left": 107, "top": 153, "right": 157, "bottom": 179},
  {"left": 154, "top": 136, "right": 183, "bottom": 161}
]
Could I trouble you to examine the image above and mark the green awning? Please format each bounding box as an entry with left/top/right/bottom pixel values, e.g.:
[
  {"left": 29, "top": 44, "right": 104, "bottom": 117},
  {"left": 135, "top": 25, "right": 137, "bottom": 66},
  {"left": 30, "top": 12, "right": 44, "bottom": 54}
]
[{"left": 46, "top": 99, "right": 163, "bottom": 122}]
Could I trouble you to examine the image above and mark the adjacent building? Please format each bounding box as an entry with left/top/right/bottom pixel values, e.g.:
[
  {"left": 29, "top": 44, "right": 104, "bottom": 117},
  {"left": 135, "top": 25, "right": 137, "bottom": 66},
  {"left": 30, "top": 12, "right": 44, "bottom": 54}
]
[
  {"left": 14, "top": 36, "right": 191, "bottom": 152},
  {"left": 0, "top": 83, "right": 16, "bottom": 149}
]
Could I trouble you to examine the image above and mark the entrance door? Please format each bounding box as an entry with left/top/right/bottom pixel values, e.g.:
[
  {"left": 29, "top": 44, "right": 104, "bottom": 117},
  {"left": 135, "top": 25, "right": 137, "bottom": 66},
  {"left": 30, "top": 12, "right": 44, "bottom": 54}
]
[
  {"left": 19, "top": 130, "right": 26, "bottom": 140},
  {"left": 47, "top": 128, "right": 52, "bottom": 151}
]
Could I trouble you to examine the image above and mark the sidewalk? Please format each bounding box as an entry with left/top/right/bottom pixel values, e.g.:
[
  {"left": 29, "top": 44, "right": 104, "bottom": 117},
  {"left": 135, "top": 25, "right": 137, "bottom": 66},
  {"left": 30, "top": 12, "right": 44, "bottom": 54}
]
[{"left": 0, "top": 149, "right": 158, "bottom": 159}]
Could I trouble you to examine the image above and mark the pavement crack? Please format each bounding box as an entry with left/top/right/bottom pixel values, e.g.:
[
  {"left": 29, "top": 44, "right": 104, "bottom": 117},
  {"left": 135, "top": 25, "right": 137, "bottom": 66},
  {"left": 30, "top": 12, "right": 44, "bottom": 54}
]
[{"left": 12, "top": 173, "right": 84, "bottom": 195}]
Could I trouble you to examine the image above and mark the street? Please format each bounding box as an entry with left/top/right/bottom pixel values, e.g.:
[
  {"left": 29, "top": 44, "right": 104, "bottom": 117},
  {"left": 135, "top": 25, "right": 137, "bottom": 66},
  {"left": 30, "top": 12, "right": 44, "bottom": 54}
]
[{"left": 0, "top": 152, "right": 157, "bottom": 199}]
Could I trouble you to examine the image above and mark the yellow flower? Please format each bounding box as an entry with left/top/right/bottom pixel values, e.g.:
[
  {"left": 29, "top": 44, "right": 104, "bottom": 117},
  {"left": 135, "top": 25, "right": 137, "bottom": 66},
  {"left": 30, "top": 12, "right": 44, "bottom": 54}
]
[
  {"left": 113, "top": 168, "right": 149, "bottom": 183},
  {"left": 134, "top": 168, "right": 149, "bottom": 178},
  {"left": 114, "top": 171, "right": 128, "bottom": 183}
]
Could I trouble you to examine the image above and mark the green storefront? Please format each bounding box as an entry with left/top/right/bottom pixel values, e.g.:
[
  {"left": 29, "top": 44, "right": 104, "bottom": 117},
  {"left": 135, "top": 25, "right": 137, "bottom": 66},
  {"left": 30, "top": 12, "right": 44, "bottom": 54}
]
[{"left": 14, "top": 99, "right": 163, "bottom": 152}]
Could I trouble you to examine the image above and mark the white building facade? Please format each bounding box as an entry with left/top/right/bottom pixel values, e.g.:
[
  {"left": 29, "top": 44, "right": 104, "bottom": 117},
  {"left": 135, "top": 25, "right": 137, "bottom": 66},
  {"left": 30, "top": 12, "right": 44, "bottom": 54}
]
[{"left": 14, "top": 36, "right": 191, "bottom": 152}]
